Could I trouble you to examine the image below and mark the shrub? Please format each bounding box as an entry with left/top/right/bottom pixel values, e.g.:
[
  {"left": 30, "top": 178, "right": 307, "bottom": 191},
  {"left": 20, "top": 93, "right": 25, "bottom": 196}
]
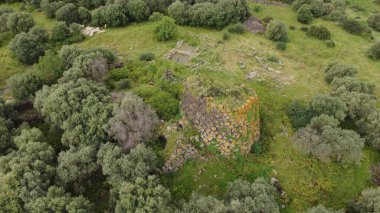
[
  {"left": 133, "top": 85, "right": 179, "bottom": 120},
  {"left": 367, "top": 41, "right": 380, "bottom": 60},
  {"left": 306, "top": 25, "right": 331, "bottom": 40},
  {"left": 261, "top": 16, "right": 273, "bottom": 25},
  {"left": 35, "top": 50, "right": 65, "bottom": 85},
  {"left": 306, "top": 205, "right": 344, "bottom": 213},
  {"left": 300, "top": 26, "right": 309, "bottom": 32},
  {"left": 41, "top": 0, "right": 65, "bottom": 18},
  {"left": 289, "top": 25, "right": 296, "bottom": 30},
  {"left": 265, "top": 20, "right": 288, "bottom": 42},
  {"left": 253, "top": 5, "right": 262, "bottom": 12},
  {"left": 227, "top": 23, "right": 246, "bottom": 34},
  {"left": 92, "top": 5, "right": 128, "bottom": 27},
  {"left": 341, "top": 18, "right": 367, "bottom": 35},
  {"left": 51, "top": 22, "right": 71, "bottom": 42},
  {"left": 354, "top": 187, "right": 380, "bottom": 213},
  {"left": 149, "top": 12, "right": 164, "bottom": 22},
  {"left": 368, "top": 13, "right": 380, "bottom": 31},
  {"left": 310, "top": 0, "right": 324, "bottom": 18},
  {"left": 139, "top": 52, "right": 155, "bottom": 61},
  {"left": 9, "top": 32, "right": 45, "bottom": 65},
  {"left": 0, "top": 8, "right": 13, "bottom": 33},
  {"left": 155, "top": 16, "right": 178, "bottom": 41},
  {"left": 276, "top": 41, "right": 287, "bottom": 50},
  {"left": 325, "top": 9, "right": 346, "bottom": 22},
  {"left": 297, "top": 4, "right": 314, "bottom": 24},
  {"left": 78, "top": 6, "right": 91, "bottom": 24},
  {"left": 55, "top": 3, "right": 79, "bottom": 24},
  {"left": 28, "top": 26, "right": 49, "bottom": 43},
  {"left": 114, "top": 79, "right": 131, "bottom": 90},
  {"left": 325, "top": 40, "right": 335, "bottom": 48},
  {"left": 292, "top": 0, "right": 312, "bottom": 11},
  {"left": 310, "top": 95, "right": 347, "bottom": 121},
  {"left": 287, "top": 100, "right": 314, "bottom": 129},
  {"left": 6, "top": 12, "right": 35, "bottom": 34},
  {"left": 7, "top": 72, "right": 43, "bottom": 100},
  {"left": 127, "top": 0, "right": 150, "bottom": 22},
  {"left": 325, "top": 62, "right": 358, "bottom": 83},
  {"left": 223, "top": 32, "right": 230, "bottom": 40},
  {"left": 168, "top": 0, "right": 189, "bottom": 25}
]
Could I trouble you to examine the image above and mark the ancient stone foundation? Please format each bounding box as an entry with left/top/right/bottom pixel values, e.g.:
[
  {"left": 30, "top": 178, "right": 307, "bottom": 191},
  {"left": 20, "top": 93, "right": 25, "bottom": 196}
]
[{"left": 183, "top": 92, "right": 260, "bottom": 156}]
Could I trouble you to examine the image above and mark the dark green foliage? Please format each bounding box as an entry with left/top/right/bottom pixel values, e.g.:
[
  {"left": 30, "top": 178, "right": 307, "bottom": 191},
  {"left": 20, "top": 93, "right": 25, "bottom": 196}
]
[
  {"left": 306, "top": 25, "right": 331, "bottom": 40},
  {"left": 306, "top": 205, "right": 344, "bottom": 213},
  {"left": 287, "top": 100, "right": 314, "bottom": 129},
  {"left": 28, "top": 26, "right": 49, "bottom": 43},
  {"left": 59, "top": 45, "right": 85, "bottom": 69},
  {"left": 155, "top": 16, "right": 178, "bottom": 41},
  {"left": 34, "top": 79, "right": 112, "bottom": 147},
  {"left": 92, "top": 5, "right": 128, "bottom": 27},
  {"left": 309, "top": 0, "right": 324, "bottom": 18},
  {"left": 51, "top": 22, "right": 71, "bottom": 42},
  {"left": 276, "top": 41, "right": 287, "bottom": 50},
  {"left": 0, "top": 128, "right": 55, "bottom": 204},
  {"left": 168, "top": 0, "right": 189, "bottom": 25},
  {"left": 310, "top": 95, "right": 347, "bottom": 121},
  {"left": 114, "top": 79, "right": 131, "bottom": 89},
  {"left": 133, "top": 84, "right": 179, "bottom": 120},
  {"left": 331, "top": 77, "right": 374, "bottom": 96},
  {"left": 78, "top": 6, "right": 91, "bottom": 24},
  {"left": 181, "top": 193, "right": 227, "bottom": 212},
  {"left": 9, "top": 32, "right": 45, "bottom": 64},
  {"left": 114, "top": 176, "right": 172, "bottom": 213},
  {"left": 367, "top": 13, "right": 380, "bottom": 31},
  {"left": 149, "top": 12, "right": 164, "bottom": 22},
  {"left": 325, "top": 9, "right": 346, "bottom": 22},
  {"left": 367, "top": 41, "right": 380, "bottom": 60},
  {"left": 300, "top": 26, "right": 309, "bottom": 31},
  {"left": 0, "top": 117, "right": 11, "bottom": 155},
  {"left": 55, "top": 3, "right": 79, "bottom": 24},
  {"left": 227, "top": 23, "right": 246, "bottom": 34},
  {"left": 265, "top": 20, "right": 288, "bottom": 42},
  {"left": 35, "top": 50, "right": 65, "bottom": 85},
  {"left": 139, "top": 52, "right": 155, "bottom": 61},
  {"left": 289, "top": 25, "right": 296, "bottom": 30},
  {"left": 6, "top": 12, "right": 35, "bottom": 34},
  {"left": 27, "top": 186, "right": 93, "bottom": 212},
  {"left": 297, "top": 4, "right": 314, "bottom": 24},
  {"left": 41, "top": 0, "right": 65, "bottom": 18},
  {"left": 6, "top": 72, "right": 43, "bottom": 100},
  {"left": 325, "top": 62, "right": 358, "bottom": 83},
  {"left": 325, "top": 39, "right": 335, "bottom": 48},
  {"left": 0, "top": 8, "right": 13, "bottom": 33},
  {"left": 97, "top": 142, "right": 157, "bottom": 186},
  {"left": 223, "top": 32, "right": 230, "bottom": 40},
  {"left": 292, "top": 0, "right": 312, "bottom": 11},
  {"left": 341, "top": 18, "right": 367, "bottom": 35},
  {"left": 359, "top": 110, "right": 380, "bottom": 151},
  {"left": 127, "top": 0, "right": 150, "bottom": 22},
  {"left": 57, "top": 146, "right": 99, "bottom": 192}
]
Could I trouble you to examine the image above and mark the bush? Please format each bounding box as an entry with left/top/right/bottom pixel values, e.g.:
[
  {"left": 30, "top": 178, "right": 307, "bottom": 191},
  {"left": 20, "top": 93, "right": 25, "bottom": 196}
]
[
  {"left": 292, "top": 0, "right": 312, "bottom": 11},
  {"left": 368, "top": 13, "right": 380, "bottom": 31},
  {"left": 306, "top": 205, "right": 344, "bottom": 213},
  {"left": 310, "top": 0, "right": 324, "bottom": 18},
  {"left": 6, "top": 12, "right": 35, "bottom": 34},
  {"left": 9, "top": 32, "right": 45, "bottom": 65},
  {"left": 325, "top": 62, "right": 358, "bottom": 83},
  {"left": 139, "top": 52, "right": 155, "bottom": 61},
  {"left": 227, "top": 23, "right": 246, "bottom": 34},
  {"left": 78, "top": 6, "right": 91, "bottom": 24},
  {"left": 7, "top": 72, "right": 43, "bottom": 100},
  {"left": 41, "top": 0, "right": 65, "bottom": 18},
  {"left": 276, "top": 41, "right": 287, "bottom": 50},
  {"left": 155, "top": 16, "right": 178, "bottom": 41},
  {"left": 55, "top": 3, "right": 79, "bottom": 24},
  {"left": 114, "top": 79, "right": 131, "bottom": 90},
  {"left": 223, "top": 32, "right": 230, "bottom": 40},
  {"left": 149, "top": 12, "right": 164, "bottom": 22},
  {"left": 325, "top": 40, "right": 335, "bottom": 48},
  {"left": 289, "top": 25, "right": 296, "bottom": 30},
  {"left": 0, "top": 8, "right": 13, "bottom": 33},
  {"left": 297, "top": 4, "right": 314, "bottom": 24},
  {"left": 310, "top": 95, "right": 347, "bottom": 121},
  {"left": 28, "top": 26, "right": 49, "bottom": 43},
  {"left": 168, "top": 0, "right": 189, "bottom": 25},
  {"left": 367, "top": 41, "right": 380, "bottom": 60},
  {"left": 300, "top": 26, "right": 309, "bottom": 32},
  {"left": 92, "top": 5, "right": 128, "bottom": 27},
  {"left": 127, "top": 0, "right": 150, "bottom": 22},
  {"left": 35, "top": 50, "right": 65, "bottom": 85},
  {"left": 51, "top": 22, "right": 71, "bottom": 42},
  {"left": 354, "top": 187, "right": 380, "bottom": 213},
  {"left": 287, "top": 100, "right": 314, "bottom": 129},
  {"left": 306, "top": 25, "right": 331, "bottom": 40},
  {"left": 265, "top": 20, "right": 288, "bottom": 42},
  {"left": 325, "top": 9, "right": 346, "bottom": 22},
  {"left": 341, "top": 18, "right": 367, "bottom": 35},
  {"left": 132, "top": 85, "right": 179, "bottom": 120}
]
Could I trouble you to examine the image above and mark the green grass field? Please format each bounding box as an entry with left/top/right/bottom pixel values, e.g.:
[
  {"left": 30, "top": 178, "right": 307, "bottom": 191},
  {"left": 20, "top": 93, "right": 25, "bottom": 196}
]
[{"left": 0, "top": 2, "right": 379, "bottom": 212}]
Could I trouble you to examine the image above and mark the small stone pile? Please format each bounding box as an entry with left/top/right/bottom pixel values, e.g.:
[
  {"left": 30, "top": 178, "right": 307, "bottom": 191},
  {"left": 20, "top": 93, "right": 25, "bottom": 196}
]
[
  {"left": 163, "top": 141, "right": 199, "bottom": 173},
  {"left": 81, "top": 26, "right": 105, "bottom": 37}
]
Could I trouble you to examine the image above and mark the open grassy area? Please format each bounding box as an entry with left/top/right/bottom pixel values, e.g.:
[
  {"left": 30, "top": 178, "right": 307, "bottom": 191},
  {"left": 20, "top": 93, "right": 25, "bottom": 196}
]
[{"left": 0, "top": 1, "right": 379, "bottom": 212}]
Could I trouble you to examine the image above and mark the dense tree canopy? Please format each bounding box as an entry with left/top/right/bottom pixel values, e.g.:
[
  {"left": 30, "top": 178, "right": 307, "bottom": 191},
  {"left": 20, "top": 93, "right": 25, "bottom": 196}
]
[
  {"left": 9, "top": 32, "right": 45, "bottom": 64},
  {"left": 6, "top": 12, "right": 35, "bottom": 34},
  {"left": 6, "top": 72, "right": 43, "bottom": 100}
]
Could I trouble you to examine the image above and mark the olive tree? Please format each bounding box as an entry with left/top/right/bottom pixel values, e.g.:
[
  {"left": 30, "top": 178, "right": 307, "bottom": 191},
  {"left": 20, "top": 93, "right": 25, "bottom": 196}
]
[
  {"left": 367, "top": 41, "right": 380, "bottom": 61},
  {"left": 6, "top": 12, "right": 35, "bottom": 34},
  {"left": 126, "top": 0, "right": 150, "bottom": 22},
  {"left": 265, "top": 20, "right": 288, "bottom": 42},
  {"left": 9, "top": 32, "right": 45, "bottom": 64},
  {"left": 368, "top": 13, "right": 380, "bottom": 31},
  {"left": 310, "top": 95, "right": 347, "bottom": 121},
  {"left": 6, "top": 72, "right": 43, "bottom": 100},
  {"left": 92, "top": 5, "right": 128, "bottom": 27},
  {"left": 297, "top": 4, "right": 314, "bottom": 24},
  {"left": 55, "top": 3, "right": 79, "bottom": 24},
  {"left": 168, "top": 1, "right": 189, "bottom": 25},
  {"left": 306, "top": 205, "right": 344, "bottom": 213},
  {"left": 41, "top": 0, "right": 65, "bottom": 18},
  {"left": 154, "top": 16, "right": 178, "bottom": 41},
  {"left": 108, "top": 92, "right": 159, "bottom": 150},
  {"left": 325, "top": 62, "right": 358, "bottom": 83},
  {"left": 355, "top": 187, "right": 380, "bottom": 213},
  {"left": 51, "top": 22, "right": 71, "bottom": 42}
]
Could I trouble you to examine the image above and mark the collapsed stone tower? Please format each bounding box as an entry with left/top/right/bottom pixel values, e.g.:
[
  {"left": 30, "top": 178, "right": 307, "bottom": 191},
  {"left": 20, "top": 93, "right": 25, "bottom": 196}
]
[{"left": 183, "top": 91, "right": 260, "bottom": 156}]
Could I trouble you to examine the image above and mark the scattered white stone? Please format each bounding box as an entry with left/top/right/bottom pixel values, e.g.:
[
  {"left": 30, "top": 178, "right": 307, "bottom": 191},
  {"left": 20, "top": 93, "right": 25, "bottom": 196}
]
[{"left": 81, "top": 26, "right": 105, "bottom": 37}]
